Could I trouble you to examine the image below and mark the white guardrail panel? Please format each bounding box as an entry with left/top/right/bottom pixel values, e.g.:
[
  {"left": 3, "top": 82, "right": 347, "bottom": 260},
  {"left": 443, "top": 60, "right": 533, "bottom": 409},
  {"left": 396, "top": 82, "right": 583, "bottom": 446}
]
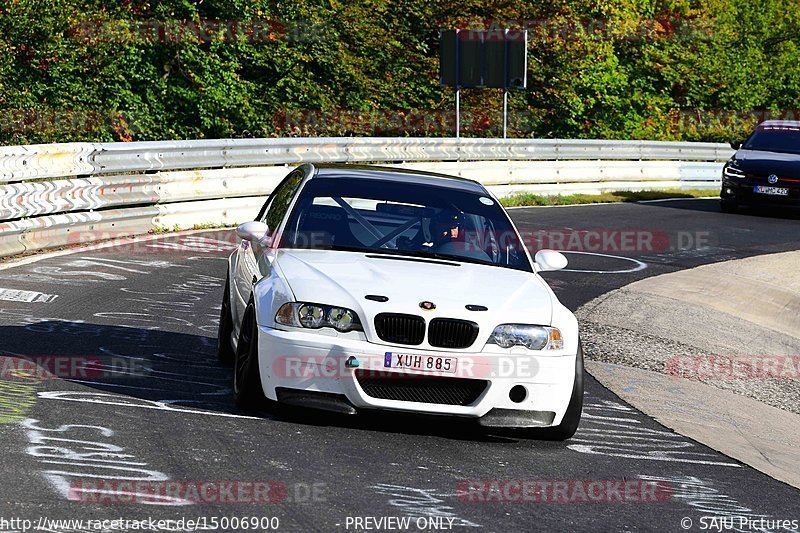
[
  {"left": 86, "top": 138, "right": 733, "bottom": 174},
  {"left": 0, "top": 143, "right": 94, "bottom": 183},
  {"left": 1, "top": 137, "right": 733, "bottom": 258},
  {"left": 0, "top": 167, "right": 288, "bottom": 220},
  {"left": 0, "top": 206, "right": 160, "bottom": 257}
]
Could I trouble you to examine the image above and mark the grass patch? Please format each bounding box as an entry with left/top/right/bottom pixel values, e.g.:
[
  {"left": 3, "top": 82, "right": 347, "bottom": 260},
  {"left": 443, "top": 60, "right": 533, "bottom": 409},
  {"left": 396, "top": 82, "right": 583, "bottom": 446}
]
[
  {"left": 500, "top": 189, "right": 716, "bottom": 207},
  {"left": 148, "top": 222, "right": 237, "bottom": 235},
  {"left": 191, "top": 222, "right": 237, "bottom": 230}
]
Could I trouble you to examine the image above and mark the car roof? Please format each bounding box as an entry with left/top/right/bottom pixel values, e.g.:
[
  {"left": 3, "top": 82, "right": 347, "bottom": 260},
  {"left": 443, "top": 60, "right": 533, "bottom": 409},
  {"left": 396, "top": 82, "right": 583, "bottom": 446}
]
[
  {"left": 310, "top": 164, "right": 488, "bottom": 194},
  {"left": 757, "top": 120, "right": 800, "bottom": 129}
]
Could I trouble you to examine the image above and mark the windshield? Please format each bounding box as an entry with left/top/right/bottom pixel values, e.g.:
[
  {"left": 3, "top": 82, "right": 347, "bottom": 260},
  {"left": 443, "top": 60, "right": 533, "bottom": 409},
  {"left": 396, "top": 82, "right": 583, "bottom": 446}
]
[
  {"left": 279, "top": 177, "right": 532, "bottom": 272},
  {"left": 743, "top": 126, "right": 800, "bottom": 155}
]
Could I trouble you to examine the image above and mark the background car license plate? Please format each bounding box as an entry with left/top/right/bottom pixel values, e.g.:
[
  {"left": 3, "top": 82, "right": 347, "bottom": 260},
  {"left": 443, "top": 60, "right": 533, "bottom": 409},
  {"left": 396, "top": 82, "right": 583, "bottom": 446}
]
[
  {"left": 384, "top": 352, "right": 457, "bottom": 374},
  {"left": 754, "top": 185, "right": 789, "bottom": 196}
]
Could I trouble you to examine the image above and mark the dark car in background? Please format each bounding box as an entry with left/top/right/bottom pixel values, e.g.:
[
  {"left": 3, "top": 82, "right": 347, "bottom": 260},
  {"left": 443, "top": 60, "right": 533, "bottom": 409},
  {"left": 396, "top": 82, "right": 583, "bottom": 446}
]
[{"left": 720, "top": 120, "right": 800, "bottom": 212}]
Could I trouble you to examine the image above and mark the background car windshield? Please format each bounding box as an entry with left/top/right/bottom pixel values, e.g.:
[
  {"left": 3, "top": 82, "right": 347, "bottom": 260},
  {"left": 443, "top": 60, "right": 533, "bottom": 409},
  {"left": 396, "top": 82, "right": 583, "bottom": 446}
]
[
  {"left": 743, "top": 126, "right": 800, "bottom": 155},
  {"left": 280, "top": 177, "right": 532, "bottom": 272}
]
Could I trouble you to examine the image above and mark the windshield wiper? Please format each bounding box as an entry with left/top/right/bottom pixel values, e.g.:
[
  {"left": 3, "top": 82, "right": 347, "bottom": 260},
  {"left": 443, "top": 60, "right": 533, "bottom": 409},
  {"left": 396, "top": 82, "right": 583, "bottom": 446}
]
[{"left": 364, "top": 254, "right": 461, "bottom": 267}]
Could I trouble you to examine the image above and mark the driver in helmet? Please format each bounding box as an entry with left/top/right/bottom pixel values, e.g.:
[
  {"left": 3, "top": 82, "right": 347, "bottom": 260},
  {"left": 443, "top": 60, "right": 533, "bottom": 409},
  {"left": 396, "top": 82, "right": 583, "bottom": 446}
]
[{"left": 431, "top": 210, "right": 464, "bottom": 247}]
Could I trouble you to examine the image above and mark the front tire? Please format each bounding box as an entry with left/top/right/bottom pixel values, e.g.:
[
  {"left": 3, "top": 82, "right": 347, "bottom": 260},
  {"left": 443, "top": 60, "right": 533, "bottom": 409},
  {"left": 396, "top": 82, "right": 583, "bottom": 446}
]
[
  {"left": 720, "top": 200, "right": 738, "bottom": 213},
  {"left": 217, "top": 274, "right": 236, "bottom": 366},
  {"left": 528, "top": 342, "right": 584, "bottom": 441},
  {"left": 233, "top": 302, "right": 267, "bottom": 409}
]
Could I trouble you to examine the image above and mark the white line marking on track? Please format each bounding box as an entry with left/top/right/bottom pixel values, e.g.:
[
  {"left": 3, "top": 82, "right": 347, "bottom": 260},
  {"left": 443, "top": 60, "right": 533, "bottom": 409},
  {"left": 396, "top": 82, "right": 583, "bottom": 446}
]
[
  {"left": 560, "top": 251, "right": 648, "bottom": 274},
  {"left": 0, "top": 288, "right": 58, "bottom": 303},
  {"left": 38, "top": 391, "right": 261, "bottom": 420}
]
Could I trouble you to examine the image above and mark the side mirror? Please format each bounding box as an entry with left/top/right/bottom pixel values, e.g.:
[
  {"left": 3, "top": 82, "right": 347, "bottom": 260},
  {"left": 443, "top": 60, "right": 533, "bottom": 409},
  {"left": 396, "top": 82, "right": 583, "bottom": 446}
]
[
  {"left": 236, "top": 221, "right": 270, "bottom": 244},
  {"left": 534, "top": 249, "right": 568, "bottom": 272},
  {"left": 730, "top": 140, "right": 742, "bottom": 150}
]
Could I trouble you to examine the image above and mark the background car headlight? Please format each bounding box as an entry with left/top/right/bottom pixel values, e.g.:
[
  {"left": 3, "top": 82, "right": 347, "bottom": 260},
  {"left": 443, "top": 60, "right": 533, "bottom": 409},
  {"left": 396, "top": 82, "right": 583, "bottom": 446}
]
[
  {"left": 487, "top": 324, "right": 564, "bottom": 350},
  {"left": 723, "top": 161, "right": 745, "bottom": 178},
  {"left": 275, "top": 302, "right": 363, "bottom": 332}
]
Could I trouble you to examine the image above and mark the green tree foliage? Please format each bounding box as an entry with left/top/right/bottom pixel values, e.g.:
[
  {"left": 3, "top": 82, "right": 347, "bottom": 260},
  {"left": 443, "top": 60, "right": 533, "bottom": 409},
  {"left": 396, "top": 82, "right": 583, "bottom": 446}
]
[{"left": 0, "top": 0, "right": 798, "bottom": 144}]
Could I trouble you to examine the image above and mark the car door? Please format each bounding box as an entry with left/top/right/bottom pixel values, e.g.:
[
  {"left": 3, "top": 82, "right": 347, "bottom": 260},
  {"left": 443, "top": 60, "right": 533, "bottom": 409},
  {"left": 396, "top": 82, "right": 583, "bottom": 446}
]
[{"left": 232, "top": 168, "right": 306, "bottom": 323}]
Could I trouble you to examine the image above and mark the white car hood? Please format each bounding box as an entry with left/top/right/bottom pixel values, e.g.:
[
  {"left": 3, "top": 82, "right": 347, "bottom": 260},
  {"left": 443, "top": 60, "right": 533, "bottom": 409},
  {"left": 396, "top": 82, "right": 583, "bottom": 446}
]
[{"left": 274, "top": 250, "right": 554, "bottom": 340}]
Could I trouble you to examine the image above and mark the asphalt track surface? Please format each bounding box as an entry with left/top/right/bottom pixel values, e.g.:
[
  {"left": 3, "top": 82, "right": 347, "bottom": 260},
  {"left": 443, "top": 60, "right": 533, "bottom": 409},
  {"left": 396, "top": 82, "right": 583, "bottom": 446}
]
[{"left": 0, "top": 198, "right": 799, "bottom": 532}]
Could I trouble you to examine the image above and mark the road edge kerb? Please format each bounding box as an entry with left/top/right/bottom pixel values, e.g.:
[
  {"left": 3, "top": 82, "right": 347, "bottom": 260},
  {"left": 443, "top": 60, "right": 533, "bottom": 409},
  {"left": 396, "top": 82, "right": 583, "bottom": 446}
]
[
  {"left": 579, "top": 251, "right": 800, "bottom": 489},
  {"left": 504, "top": 196, "right": 718, "bottom": 209}
]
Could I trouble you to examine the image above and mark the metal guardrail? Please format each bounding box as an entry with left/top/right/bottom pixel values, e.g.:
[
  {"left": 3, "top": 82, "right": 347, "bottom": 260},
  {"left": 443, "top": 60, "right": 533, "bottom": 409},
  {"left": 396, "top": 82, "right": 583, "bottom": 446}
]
[
  {"left": 87, "top": 138, "right": 731, "bottom": 174},
  {"left": 0, "top": 137, "right": 732, "bottom": 257}
]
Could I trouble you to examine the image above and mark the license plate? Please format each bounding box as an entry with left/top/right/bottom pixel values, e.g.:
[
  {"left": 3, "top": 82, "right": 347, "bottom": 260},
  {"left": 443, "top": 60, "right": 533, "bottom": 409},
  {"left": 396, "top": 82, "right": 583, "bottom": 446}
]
[
  {"left": 754, "top": 185, "right": 789, "bottom": 196},
  {"left": 383, "top": 352, "right": 457, "bottom": 374}
]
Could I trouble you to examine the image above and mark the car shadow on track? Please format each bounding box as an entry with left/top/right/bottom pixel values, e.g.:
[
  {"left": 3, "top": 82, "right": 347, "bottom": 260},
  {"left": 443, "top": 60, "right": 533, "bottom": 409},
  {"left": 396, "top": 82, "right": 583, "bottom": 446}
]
[
  {"left": 0, "top": 321, "right": 239, "bottom": 412},
  {"left": 275, "top": 406, "right": 518, "bottom": 443},
  {"left": 638, "top": 197, "right": 800, "bottom": 219},
  {"left": 0, "top": 320, "right": 534, "bottom": 443}
]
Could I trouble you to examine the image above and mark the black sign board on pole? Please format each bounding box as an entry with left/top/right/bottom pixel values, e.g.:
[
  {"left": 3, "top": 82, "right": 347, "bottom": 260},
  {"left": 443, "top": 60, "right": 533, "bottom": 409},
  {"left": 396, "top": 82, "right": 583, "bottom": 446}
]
[
  {"left": 457, "top": 30, "right": 484, "bottom": 88},
  {"left": 439, "top": 29, "right": 527, "bottom": 89},
  {"left": 505, "top": 29, "right": 527, "bottom": 90},
  {"left": 483, "top": 29, "right": 506, "bottom": 89},
  {"left": 439, "top": 30, "right": 458, "bottom": 87}
]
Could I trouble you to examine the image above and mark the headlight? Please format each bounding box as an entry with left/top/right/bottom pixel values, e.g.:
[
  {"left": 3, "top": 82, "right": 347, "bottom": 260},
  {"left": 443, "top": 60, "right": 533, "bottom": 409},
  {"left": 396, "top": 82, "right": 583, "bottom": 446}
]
[
  {"left": 723, "top": 161, "right": 745, "bottom": 178},
  {"left": 327, "top": 307, "right": 356, "bottom": 331},
  {"left": 298, "top": 304, "right": 324, "bottom": 328},
  {"left": 487, "top": 324, "right": 564, "bottom": 351},
  {"left": 275, "top": 302, "right": 363, "bottom": 332}
]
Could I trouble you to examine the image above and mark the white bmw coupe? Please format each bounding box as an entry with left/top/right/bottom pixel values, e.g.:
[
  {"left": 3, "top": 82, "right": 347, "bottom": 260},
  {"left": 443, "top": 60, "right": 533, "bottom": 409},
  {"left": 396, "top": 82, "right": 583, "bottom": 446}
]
[{"left": 218, "top": 163, "right": 583, "bottom": 439}]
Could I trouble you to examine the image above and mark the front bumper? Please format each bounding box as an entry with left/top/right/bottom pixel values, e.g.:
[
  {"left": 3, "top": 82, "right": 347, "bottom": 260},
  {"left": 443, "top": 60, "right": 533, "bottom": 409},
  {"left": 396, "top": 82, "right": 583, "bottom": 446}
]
[
  {"left": 721, "top": 178, "right": 800, "bottom": 207},
  {"left": 256, "top": 326, "right": 577, "bottom": 427}
]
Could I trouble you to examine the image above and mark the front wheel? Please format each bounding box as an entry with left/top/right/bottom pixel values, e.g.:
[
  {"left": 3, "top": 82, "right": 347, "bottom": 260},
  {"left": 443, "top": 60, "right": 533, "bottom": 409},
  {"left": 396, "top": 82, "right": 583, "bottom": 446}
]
[
  {"left": 526, "top": 342, "right": 584, "bottom": 441},
  {"left": 720, "top": 200, "right": 739, "bottom": 213},
  {"left": 217, "top": 274, "right": 236, "bottom": 366},
  {"left": 233, "top": 302, "right": 267, "bottom": 409}
]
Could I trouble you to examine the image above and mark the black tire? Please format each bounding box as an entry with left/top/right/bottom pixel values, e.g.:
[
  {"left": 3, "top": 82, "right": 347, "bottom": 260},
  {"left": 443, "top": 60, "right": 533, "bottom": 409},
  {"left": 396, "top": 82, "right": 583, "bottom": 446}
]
[
  {"left": 720, "top": 200, "right": 738, "bottom": 213},
  {"left": 233, "top": 302, "right": 267, "bottom": 409},
  {"left": 217, "top": 274, "right": 236, "bottom": 366},
  {"left": 536, "top": 341, "right": 584, "bottom": 441}
]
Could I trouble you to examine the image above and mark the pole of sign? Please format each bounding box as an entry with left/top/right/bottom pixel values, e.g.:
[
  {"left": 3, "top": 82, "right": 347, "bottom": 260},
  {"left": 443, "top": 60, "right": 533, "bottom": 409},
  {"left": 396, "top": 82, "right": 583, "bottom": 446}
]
[
  {"left": 456, "top": 89, "right": 460, "bottom": 138},
  {"left": 455, "top": 29, "right": 460, "bottom": 138},
  {"left": 502, "top": 29, "right": 508, "bottom": 139},
  {"left": 503, "top": 89, "right": 508, "bottom": 139}
]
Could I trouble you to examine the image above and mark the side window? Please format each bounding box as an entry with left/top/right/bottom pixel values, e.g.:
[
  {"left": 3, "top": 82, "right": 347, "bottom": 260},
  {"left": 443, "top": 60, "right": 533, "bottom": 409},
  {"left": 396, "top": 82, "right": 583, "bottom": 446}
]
[{"left": 260, "top": 169, "right": 304, "bottom": 234}]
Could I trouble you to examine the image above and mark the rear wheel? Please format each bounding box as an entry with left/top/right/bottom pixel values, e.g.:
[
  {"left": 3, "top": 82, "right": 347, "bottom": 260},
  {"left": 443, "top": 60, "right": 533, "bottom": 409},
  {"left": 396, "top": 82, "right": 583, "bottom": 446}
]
[{"left": 233, "top": 302, "right": 267, "bottom": 409}]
